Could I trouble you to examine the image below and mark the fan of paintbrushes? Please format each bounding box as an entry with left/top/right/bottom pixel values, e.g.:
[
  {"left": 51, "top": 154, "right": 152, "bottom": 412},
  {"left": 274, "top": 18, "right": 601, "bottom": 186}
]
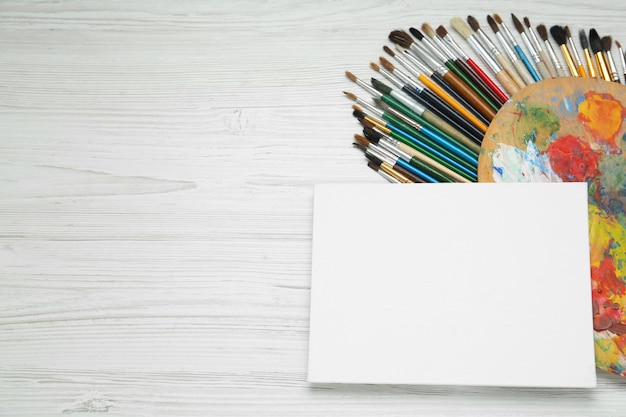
[{"left": 344, "top": 13, "right": 626, "bottom": 379}]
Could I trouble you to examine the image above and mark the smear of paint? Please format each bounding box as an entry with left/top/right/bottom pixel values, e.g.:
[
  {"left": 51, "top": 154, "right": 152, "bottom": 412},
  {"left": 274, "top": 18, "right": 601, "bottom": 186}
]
[
  {"left": 545, "top": 134, "right": 601, "bottom": 182},
  {"left": 578, "top": 92, "right": 625, "bottom": 146},
  {"left": 508, "top": 101, "right": 561, "bottom": 151},
  {"left": 491, "top": 142, "right": 561, "bottom": 182}
]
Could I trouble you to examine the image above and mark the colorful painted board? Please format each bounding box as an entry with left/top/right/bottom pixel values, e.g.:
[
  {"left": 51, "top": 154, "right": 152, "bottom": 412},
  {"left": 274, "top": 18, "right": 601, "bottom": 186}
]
[{"left": 478, "top": 77, "right": 626, "bottom": 377}]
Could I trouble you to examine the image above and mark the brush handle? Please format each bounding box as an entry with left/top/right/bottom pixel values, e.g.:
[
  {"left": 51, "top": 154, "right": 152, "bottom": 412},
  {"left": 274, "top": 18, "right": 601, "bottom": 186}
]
[
  {"left": 463, "top": 58, "right": 508, "bottom": 105},
  {"left": 561, "top": 44, "right": 579, "bottom": 77},
  {"left": 456, "top": 59, "right": 506, "bottom": 108},
  {"left": 419, "top": 73, "right": 488, "bottom": 134},
  {"left": 397, "top": 142, "right": 471, "bottom": 183},
  {"left": 583, "top": 50, "right": 598, "bottom": 78},
  {"left": 442, "top": 71, "right": 497, "bottom": 121},
  {"left": 539, "top": 50, "right": 557, "bottom": 78},
  {"left": 576, "top": 63, "right": 588, "bottom": 78},
  {"left": 430, "top": 72, "right": 491, "bottom": 127},
  {"left": 495, "top": 54, "right": 526, "bottom": 90},
  {"left": 595, "top": 52, "right": 611, "bottom": 81},
  {"left": 536, "top": 60, "right": 553, "bottom": 80},
  {"left": 494, "top": 69, "right": 521, "bottom": 96},
  {"left": 400, "top": 86, "right": 484, "bottom": 144},
  {"left": 444, "top": 60, "right": 500, "bottom": 112},
  {"left": 512, "top": 58, "right": 536, "bottom": 85},
  {"left": 514, "top": 44, "right": 541, "bottom": 82}
]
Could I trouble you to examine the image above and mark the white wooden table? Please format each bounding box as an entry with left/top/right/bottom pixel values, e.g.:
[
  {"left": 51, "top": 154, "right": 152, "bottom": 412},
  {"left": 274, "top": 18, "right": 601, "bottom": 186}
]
[{"left": 1, "top": 1, "right": 625, "bottom": 415}]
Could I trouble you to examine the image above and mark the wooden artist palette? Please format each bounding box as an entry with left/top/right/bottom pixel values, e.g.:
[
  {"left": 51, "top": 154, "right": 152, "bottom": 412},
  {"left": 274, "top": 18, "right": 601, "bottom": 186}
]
[{"left": 478, "top": 77, "right": 626, "bottom": 377}]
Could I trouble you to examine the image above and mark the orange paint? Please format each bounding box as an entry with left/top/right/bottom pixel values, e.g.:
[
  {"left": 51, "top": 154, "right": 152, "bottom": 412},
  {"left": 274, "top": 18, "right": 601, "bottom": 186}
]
[{"left": 577, "top": 92, "right": 625, "bottom": 145}]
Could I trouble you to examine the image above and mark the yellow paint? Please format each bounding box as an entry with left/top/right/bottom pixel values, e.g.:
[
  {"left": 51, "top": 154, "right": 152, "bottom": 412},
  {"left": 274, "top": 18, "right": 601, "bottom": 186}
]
[
  {"left": 578, "top": 93, "right": 624, "bottom": 143},
  {"left": 588, "top": 205, "right": 626, "bottom": 277}
]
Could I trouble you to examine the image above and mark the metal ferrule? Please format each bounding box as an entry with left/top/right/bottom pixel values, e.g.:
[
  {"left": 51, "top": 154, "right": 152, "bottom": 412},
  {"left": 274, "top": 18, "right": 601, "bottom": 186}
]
[
  {"left": 496, "top": 32, "right": 518, "bottom": 62},
  {"left": 401, "top": 49, "right": 434, "bottom": 76},
  {"left": 366, "top": 145, "right": 397, "bottom": 166},
  {"left": 432, "top": 36, "right": 457, "bottom": 60},
  {"left": 356, "top": 97, "right": 384, "bottom": 117},
  {"left": 606, "top": 51, "right": 620, "bottom": 82},
  {"left": 467, "top": 35, "right": 501, "bottom": 72},
  {"left": 413, "top": 46, "right": 448, "bottom": 75},
  {"left": 567, "top": 37, "right": 584, "bottom": 66},
  {"left": 520, "top": 33, "right": 541, "bottom": 63},
  {"left": 390, "top": 90, "right": 427, "bottom": 115},
  {"left": 421, "top": 37, "right": 448, "bottom": 62},
  {"left": 527, "top": 27, "right": 543, "bottom": 53},
  {"left": 378, "top": 67, "right": 404, "bottom": 89},
  {"left": 379, "top": 137, "right": 410, "bottom": 161},
  {"left": 499, "top": 23, "right": 517, "bottom": 48},
  {"left": 377, "top": 169, "right": 401, "bottom": 183},
  {"left": 378, "top": 133, "right": 401, "bottom": 149},
  {"left": 392, "top": 53, "right": 423, "bottom": 78},
  {"left": 442, "top": 35, "right": 469, "bottom": 59},
  {"left": 476, "top": 29, "right": 500, "bottom": 58},
  {"left": 545, "top": 41, "right": 564, "bottom": 70},
  {"left": 386, "top": 106, "right": 423, "bottom": 130},
  {"left": 355, "top": 78, "right": 382, "bottom": 98},
  {"left": 388, "top": 66, "right": 413, "bottom": 88}
]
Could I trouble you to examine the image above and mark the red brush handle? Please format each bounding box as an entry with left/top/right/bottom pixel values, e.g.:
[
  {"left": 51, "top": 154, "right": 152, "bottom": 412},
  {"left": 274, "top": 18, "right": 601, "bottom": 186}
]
[{"left": 466, "top": 58, "right": 509, "bottom": 104}]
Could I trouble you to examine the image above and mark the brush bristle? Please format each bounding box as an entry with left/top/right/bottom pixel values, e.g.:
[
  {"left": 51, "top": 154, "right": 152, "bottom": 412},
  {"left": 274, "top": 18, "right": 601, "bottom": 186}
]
[
  {"left": 379, "top": 57, "right": 394, "bottom": 71},
  {"left": 421, "top": 23, "right": 435, "bottom": 38},
  {"left": 352, "top": 108, "right": 365, "bottom": 120},
  {"left": 487, "top": 15, "right": 499, "bottom": 33},
  {"left": 579, "top": 29, "right": 588, "bottom": 49},
  {"left": 343, "top": 91, "right": 357, "bottom": 101},
  {"left": 345, "top": 71, "right": 357, "bottom": 82},
  {"left": 493, "top": 13, "right": 503, "bottom": 24},
  {"left": 435, "top": 25, "right": 448, "bottom": 38},
  {"left": 353, "top": 134, "right": 370, "bottom": 148},
  {"left": 389, "top": 30, "right": 413, "bottom": 48},
  {"left": 523, "top": 17, "right": 532, "bottom": 28},
  {"left": 409, "top": 27, "right": 424, "bottom": 40},
  {"left": 550, "top": 25, "right": 566, "bottom": 45},
  {"left": 450, "top": 17, "right": 472, "bottom": 39},
  {"left": 369, "top": 62, "right": 380, "bottom": 71},
  {"left": 511, "top": 14, "right": 525, "bottom": 34},
  {"left": 371, "top": 78, "right": 392, "bottom": 95},
  {"left": 589, "top": 29, "right": 602, "bottom": 54},
  {"left": 564, "top": 26, "right": 572, "bottom": 39},
  {"left": 616, "top": 40, "right": 622, "bottom": 49},
  {"left": 602, "top": 36, "right": 612, "bottom": 52},
  {"left": 537, "top": 24, "right": 548, "bottom": 41},
  {"left": 466, "top": 15, "right": 480, "bottom": 32},
  {"left": 363, "top": 127, "right": 383, "bottom": 143},
  {"left": 383, "top": 45, "right": 395, "bottom": 56}
]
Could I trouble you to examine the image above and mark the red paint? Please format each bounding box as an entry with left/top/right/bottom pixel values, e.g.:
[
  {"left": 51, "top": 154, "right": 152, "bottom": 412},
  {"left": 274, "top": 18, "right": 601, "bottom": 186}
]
[{"left": 545, "top": 134, "right": 600, "bottom": 182}]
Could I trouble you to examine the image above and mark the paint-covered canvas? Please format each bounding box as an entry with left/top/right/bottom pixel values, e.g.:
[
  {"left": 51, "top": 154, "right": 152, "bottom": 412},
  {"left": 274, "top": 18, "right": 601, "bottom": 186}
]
[{"left": 478, "top": 77, "right": 626, "bottom": 377}]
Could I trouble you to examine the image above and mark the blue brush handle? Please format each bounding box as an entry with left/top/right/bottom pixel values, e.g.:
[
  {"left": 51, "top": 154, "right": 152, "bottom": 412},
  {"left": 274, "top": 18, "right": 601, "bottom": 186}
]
[
  {"left": 514, "top": 44, "right": 541, "bottom": 82},
  {"left": 420, "top": 125, "right": 478, "bottom": 167}
]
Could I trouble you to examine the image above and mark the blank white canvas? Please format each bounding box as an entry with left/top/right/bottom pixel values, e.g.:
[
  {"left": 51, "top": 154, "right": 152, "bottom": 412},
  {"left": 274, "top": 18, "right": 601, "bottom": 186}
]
[{"left": 308, "top": 182, "right": 596, "bottom": 388}]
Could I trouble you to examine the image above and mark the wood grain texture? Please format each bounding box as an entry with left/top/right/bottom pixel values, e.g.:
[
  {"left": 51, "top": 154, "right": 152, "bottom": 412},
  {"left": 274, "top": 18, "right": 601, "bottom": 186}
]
[{"left": 1, "top": 1, "right": 626, "bottom": 415}]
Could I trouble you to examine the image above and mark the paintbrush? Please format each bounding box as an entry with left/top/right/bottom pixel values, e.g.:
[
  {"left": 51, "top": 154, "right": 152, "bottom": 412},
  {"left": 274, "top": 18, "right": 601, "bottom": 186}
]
[
  {"left": 589, "top": 29, "right": 611, "bottom": 81},
  {"left": 512, "top": 14, "right": 550, "bottom": 80},
  {"left": 602, "top": 36, "right": 621, "bottom": 83},
  {"left": 370, "top": 72, "right": 484, "bottom": 146},
  {"left": 616, "top": 40, "right": 626, "bottom": 83},
  {"left": 487, "top": 15, "right": 531, "bottom": 86},
  {"left": 357, "top": 135, "right": 422, "bottom": 183},
  {"left": 564, "top": 26, "right": 587, "bottom": 77},
  {"left": 361, "top": 127, "right": 470, "bottom": 183},
  {"left": 352, "top": 105, "right": 478, "bottom": 180},
  {"left": 354, "top": 134, "right": 421, "bottom": 183},
  {"left": 537, "top": 24, "right": 567, "bottom": 77},
  {"left": 389, "top": 29, "right": 497, "bottom": 121},
  {"left": 450, "top": 16, "right": 520, "bottom": 97},
  {"left": 524, "top": 17, "right": 556, "bottom": 78},
  {"left": 354, "top": 130, "right": 446, "bottom": 183},
  {"left": 464, "top": 15, "right": 516, "bottom": 101},
  {"left": 410, "top": 27, "right": 500, "bottom": 111},
  {"left": 493, "top": 13, "right": 540, "bottom": 82},
  {"left": 366, "top": 159, "right": 402, "bottom": 183},
  {"left": 579, "top": 29, "right": 598, "bottom": 78},
  {"left": 550, "top": 25, "right": 579, "bottom": 76},
  {"left": 384, "top": 45, "right": 489, "bottom": 133},
  {"left": 422, "top": 22, "right": 506, "bottom": 107}
]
